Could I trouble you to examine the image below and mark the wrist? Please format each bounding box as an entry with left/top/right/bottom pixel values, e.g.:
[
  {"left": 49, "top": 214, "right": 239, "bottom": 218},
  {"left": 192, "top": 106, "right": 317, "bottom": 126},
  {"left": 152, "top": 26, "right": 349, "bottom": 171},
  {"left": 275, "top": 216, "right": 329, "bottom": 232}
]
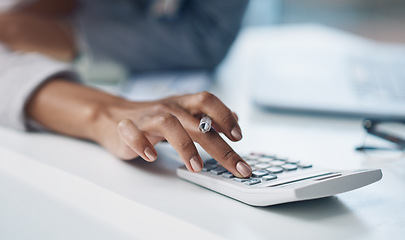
[
  {"left": 88, "top": 96, "right": 134, "bottom": 145},
  {"left": 27, "top": 80, "right": 128, "bottom": 141}
]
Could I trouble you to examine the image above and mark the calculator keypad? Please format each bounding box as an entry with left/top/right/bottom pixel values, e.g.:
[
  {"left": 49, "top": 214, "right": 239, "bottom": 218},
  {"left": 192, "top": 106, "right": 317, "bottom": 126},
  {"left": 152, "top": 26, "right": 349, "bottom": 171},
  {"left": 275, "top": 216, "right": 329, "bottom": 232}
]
[
  {"left": 245, "top": 178, "right": 261, "bottom": 185},
  {"left": 205, "top": 153, "right": 312, "bottom": 187},
  {"left": 210, "top": 166, "right": 227, "bottom": 175}
]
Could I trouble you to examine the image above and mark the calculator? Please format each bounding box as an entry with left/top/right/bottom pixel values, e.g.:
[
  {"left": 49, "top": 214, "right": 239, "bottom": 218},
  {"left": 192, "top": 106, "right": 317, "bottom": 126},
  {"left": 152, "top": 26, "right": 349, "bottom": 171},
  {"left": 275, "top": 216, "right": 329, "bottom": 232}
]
[{"left": 177, "top": 153, "right": 383, "bottom": 206}]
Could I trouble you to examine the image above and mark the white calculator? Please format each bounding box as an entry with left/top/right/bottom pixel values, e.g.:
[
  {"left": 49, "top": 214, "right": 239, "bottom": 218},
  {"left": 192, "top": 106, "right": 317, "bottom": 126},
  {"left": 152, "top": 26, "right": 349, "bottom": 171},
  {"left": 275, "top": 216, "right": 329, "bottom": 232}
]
[{"left": 177, "top": 153, "right": 383, "bottom": 206}]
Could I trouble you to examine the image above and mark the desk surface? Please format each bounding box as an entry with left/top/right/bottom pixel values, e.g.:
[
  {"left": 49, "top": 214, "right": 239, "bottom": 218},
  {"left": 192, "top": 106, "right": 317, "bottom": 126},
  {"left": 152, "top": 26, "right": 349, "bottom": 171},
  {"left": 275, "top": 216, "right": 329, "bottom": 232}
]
[{"left": 1, "top": 27, "right": 405, "bottom": 240}]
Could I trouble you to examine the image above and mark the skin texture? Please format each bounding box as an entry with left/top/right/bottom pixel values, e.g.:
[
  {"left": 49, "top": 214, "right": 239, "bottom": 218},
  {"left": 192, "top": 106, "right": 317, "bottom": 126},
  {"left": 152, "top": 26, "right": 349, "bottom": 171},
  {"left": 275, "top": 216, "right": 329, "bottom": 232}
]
[{"left": 26, "top": 80, "right": 252, "bottom": 178}]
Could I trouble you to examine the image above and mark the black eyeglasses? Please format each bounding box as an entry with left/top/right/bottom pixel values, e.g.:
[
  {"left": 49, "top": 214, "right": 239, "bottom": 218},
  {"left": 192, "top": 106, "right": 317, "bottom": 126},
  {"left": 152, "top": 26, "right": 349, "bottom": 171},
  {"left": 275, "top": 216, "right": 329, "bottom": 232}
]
[{"left": 356, "top": 117, "right": 405, "bottom": 160}]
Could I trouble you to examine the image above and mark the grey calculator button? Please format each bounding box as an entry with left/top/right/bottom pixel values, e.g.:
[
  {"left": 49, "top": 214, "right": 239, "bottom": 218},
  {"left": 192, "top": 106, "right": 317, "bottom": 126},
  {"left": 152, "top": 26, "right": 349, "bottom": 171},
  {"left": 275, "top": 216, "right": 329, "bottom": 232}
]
[
  {"left": 233, "top": 177, "right": 250, "bottom": 183},
  {"left": 254, "top": 163, "right": 271, "bottom": 169},
  {"left": 298, "top": 162, "right": 312, "bottom": 168},
  {"left": 222, "top": 172, "right": 234, "bottom": 179},
  {"left": 270, "top": 160, "right": 285, "bottom": 166},
  {"left": 275, "top": 156, "right": 289, "bottom": 161},
  {"left": 262, "top": 175, "right": 277, "bottom": 181},
  {"left": 244, "top": 155, "right": 258, "bottom": 160},
  {"left": 252, "top": 170, "right": 269, "bottom": 178},
  {"left": 210, "top": 167, "right": 227, "bottom": 175},
  {"left": 257, "top": 157, "right": 271, "bottom": 163},
  {"left": 202, "top": 164, "right": 217, "bottom": 172},
  {"left": 287, "top": 159, "right": 300, "bottom": 164},
  {"left": 245, "top": 178, "right": 261, "bottom": 185},
  {"left": 245, "top": 160, "right": 258, "bottom": 166},
  {"left": 205, "top": 159, "right": 217, "bottom": 165},
  {"left": 250, "top": 152, "right": 265, "bottom": 157},
  {"left": 282, "top": 164, "right": 298, "bottom": 171},
  {"left": 242, "top": 156, "right": 250, "bottom": 160},
  {"left": 266, "top": 166, "right": 284, "bottom": 174}
]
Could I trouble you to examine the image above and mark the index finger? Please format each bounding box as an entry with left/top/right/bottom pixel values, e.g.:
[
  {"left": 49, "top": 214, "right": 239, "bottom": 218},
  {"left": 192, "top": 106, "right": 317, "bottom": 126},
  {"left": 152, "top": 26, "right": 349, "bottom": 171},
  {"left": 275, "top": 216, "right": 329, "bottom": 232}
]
[{"left": 195, "top": 130, "right": 252, "bottom": 178}]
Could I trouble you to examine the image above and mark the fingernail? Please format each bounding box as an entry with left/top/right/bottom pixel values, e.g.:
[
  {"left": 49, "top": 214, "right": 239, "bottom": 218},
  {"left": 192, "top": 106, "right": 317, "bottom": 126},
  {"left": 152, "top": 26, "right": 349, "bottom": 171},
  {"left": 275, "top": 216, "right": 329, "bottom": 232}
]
[
  {"left": 236, "top": 161, "right": 251, "bottom": 178},
  {"left": 231, "top": 126, "right": 242, "bottom": 141},
  {"left": 144, "top": 147, "right": 157, "bottom": 162},
  {"left": 190, "top": 156, "right": 202, "bottom": 172}
]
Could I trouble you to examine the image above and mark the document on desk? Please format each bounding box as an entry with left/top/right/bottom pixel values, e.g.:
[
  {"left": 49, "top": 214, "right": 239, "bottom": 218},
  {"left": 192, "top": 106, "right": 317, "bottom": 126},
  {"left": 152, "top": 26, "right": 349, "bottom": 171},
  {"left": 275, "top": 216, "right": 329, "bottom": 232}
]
[
  {"left": 247, "top": 24, "right": 405, "bottom": 117},
  {"left": 120, "top": 71, "right": 213, "bottom": 101}
]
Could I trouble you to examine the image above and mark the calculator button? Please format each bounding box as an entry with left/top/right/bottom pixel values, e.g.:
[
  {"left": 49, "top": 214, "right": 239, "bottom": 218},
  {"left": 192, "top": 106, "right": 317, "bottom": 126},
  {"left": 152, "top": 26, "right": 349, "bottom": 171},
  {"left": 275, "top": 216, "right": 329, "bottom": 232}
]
[
  {"left": 250, "top": 152, "right": 265, "bottom": 157},
  {"left": 254, "top": 163, "right": 271, "bottom": 169},
  {"left": 245, "top": 178, "right": 261, "bottom": 185},
  {"left": 252, "top": 170, "right": 269, "bottom": 178},
  {"left": 262, "top": 174, "right": 277, "bottom": 181},
  {"left": 205, "top": 159, "right": 217, "bottom": 165},
  {"left": 222, "top": 172, "right": 234, "bottom": 179},
  {"left": 275, "top": 156, "right": 288, "bottom": 161},
  {"left": 298, "top": 162, "right": 312, "bottom": 168},
  {"left": 281, "top": 164, "right": 298, "bottom": 171},
  {"left": 266, "top": 166, "right": 284, "bottom": 174},
  {"left": 269, "top": 160, "right": 285, "bottom": 166},
  {"left": 233, "top": 177, "right": 250, "bottom": 183},
  {"left": 286, "top": 159, "right": 300, "bottom": 164},
  {"left": 245, "top": 160, "right": 259, "bottom": 166},
  {"left": 202, "top": 164, "right": 217, "bottom": 172},
  {"left": 257, "top": 157, "right": 272, "bottom": 163},
  {"left": 242, "top": 155, "right": 251, "bottom": 160},
  {"left": 264, "top": 154, "right": 277, "bottom": 159},
  {"left": 210, "top": 167, "right": 227, "bottom": 175}
]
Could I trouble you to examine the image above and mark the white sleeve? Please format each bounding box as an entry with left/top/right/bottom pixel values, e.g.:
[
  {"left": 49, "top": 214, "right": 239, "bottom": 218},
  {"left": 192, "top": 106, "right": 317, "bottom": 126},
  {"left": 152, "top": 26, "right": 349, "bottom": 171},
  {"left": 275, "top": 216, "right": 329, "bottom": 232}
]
[
  {"left": 0, "top": 0, "right": 36, "bottom": 13},
  {"left": 0, "top": 46, "right": 80, "bottom": 131}
]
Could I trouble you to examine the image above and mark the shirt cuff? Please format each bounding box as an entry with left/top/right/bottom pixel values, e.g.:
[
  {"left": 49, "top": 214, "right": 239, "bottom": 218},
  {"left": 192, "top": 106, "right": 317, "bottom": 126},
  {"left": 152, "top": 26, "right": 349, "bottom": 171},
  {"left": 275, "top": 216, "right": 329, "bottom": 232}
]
[{"left": 0, "top": 51, "right": 80, "bottom": 131}]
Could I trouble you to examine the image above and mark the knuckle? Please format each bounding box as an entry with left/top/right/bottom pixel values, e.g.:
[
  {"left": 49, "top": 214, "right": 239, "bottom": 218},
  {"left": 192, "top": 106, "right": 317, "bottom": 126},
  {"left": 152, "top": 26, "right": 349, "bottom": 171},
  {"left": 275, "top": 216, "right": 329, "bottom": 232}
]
[
  {"left": 197, "top": 91, "right": 216, "bottom": 105},
  {"left": 126, "top": 131, "right": 143, "bottom": 144},
  {"left": 152, "top": 101, "right": 178, "bottom": 113},
  {"left": 155, "top": 113, "right": 178, "bottom": 127},
  {"left": 178, "top": 140, "right": 195, "bottom": 153},
  {"left": 220, "top": 112, "right": 234, "bottom": 125},
  {"left": 153, "top": 102, "right": 171, "bottom": 113},
  {"left": 117, "top": 119, "right": 129, "bottom": 129},
  {"left": 221, "top": 149, "right": 238, "bottom": 163}
]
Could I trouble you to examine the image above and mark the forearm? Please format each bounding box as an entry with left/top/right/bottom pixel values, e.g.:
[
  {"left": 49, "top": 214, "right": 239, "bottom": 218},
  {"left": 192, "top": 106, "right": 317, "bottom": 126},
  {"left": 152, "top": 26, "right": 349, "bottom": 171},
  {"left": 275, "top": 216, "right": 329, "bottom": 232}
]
[{"left": 25, "top": 79, "right": 123, "bottom": 141}]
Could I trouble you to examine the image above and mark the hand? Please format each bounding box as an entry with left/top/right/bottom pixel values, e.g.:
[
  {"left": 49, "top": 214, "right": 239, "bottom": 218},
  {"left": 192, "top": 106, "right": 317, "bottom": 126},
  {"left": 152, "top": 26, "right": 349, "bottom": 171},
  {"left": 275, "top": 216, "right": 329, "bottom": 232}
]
[
  {"left": 0, "top": 12, "right": 76, "bottom": 61},
  {"left": 27, "top": 80, "right": 252, "bottom": 178}
]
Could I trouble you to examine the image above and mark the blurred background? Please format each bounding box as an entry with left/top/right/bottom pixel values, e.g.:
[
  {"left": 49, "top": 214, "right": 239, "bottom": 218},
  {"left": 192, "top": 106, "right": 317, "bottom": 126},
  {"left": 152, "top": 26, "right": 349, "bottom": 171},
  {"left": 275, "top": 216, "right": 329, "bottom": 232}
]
[{"left": 243, "top": 0, "right": 405, "bottom": 43}]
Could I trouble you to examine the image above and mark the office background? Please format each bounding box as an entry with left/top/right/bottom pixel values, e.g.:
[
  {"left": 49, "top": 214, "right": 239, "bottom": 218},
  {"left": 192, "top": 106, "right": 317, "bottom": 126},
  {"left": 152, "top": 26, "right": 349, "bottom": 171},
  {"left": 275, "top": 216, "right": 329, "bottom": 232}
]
[{"left": 244, "top": 0, "right": 405, "bottom": 43}]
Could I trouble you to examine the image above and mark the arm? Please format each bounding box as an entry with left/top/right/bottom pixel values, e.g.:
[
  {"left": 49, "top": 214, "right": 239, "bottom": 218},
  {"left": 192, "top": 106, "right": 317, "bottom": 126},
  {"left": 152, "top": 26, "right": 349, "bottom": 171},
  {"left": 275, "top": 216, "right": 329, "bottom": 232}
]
[
  {"left": 0, "top": 44, "right": 251, "bottom": 177},
  {"left": 26, "top": 80, "right": 252, "bottom": 178}
]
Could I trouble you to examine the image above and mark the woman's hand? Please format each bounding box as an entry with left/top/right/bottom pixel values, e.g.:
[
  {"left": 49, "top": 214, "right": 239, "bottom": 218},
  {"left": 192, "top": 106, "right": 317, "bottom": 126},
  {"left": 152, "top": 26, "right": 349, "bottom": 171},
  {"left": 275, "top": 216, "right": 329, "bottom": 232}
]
[{"left": 27, "top": 80, "right": 252, "bottom": 178}]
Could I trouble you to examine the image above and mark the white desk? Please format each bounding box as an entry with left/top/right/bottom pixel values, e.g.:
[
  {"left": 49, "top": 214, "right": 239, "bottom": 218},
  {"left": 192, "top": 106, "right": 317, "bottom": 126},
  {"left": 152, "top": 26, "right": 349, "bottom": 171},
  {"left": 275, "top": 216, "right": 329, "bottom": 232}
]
[{"left": 1, "top": 28, "right": 405, "bottom": 240}]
